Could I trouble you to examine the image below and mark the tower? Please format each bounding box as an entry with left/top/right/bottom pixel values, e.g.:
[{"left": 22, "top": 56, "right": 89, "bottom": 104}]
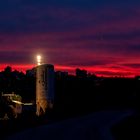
[{"left": 36, "top": 55, "right": 54, "bottom": 116}]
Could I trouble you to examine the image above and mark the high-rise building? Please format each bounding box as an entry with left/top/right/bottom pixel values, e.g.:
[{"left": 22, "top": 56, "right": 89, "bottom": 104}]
[{"left": 36, "top": 64, "right": 55, "bottom": 116}]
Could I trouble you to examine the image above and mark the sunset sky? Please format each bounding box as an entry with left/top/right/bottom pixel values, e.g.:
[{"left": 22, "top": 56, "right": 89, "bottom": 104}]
[{"left": 1, "top": 0, "right": 140, "bottom": 77}]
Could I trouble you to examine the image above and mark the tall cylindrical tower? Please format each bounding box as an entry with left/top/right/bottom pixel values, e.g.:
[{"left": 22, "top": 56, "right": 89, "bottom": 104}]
[{"left": 36, "top": 55, "right": 54, "bottom": 116}]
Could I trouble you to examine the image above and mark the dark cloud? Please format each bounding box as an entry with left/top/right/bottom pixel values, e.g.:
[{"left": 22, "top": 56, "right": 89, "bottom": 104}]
[
  {"left": 0, "top": 0, "right": 140, "bottom": 34},
  {"left": 53, "top": 59, "right": 115, "bottom": 67},
  {"left": 123, "top": 63, "right": 140, "bottom": 68},
  {"left": 0, "top": 51, "right": 32, "bottom": 64},
  {"left": 0, "top": 0, "right": 140, "bottom": 76}
]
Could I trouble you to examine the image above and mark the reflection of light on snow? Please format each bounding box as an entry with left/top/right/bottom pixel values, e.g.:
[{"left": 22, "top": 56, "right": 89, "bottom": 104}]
[
  {"left": 12, "top": 100, "right": 33, "bottom": 105},
  {"left": 12, "top": 100, "right": 23, "bottom": 104}
]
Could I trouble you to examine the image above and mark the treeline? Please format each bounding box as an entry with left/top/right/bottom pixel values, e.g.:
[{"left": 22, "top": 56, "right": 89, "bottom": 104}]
[
  {"left": 0, "top": 66, "right": 140, "bottom": 119},
  {"left": 0, "top": 66, "right": 35, "bottom": 102}
]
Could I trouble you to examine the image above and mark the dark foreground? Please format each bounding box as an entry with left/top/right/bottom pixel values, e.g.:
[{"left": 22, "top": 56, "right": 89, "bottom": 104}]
[{"left": 2, "top": 109, "right": 140, "bottom": 140}]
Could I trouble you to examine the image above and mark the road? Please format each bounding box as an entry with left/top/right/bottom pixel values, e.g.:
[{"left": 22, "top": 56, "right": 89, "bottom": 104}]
[{"left": 7, "top": 110, "right": 134, "bottom": 140}]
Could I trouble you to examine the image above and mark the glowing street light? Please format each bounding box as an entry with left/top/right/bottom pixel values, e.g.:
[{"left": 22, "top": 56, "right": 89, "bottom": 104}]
[{"left": 37, "top": 55, "right": 42, "bottom": 65}]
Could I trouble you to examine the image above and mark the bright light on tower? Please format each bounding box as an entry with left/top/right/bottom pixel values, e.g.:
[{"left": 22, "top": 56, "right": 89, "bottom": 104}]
[{"left": 37, "top": 55, "right": 42, "bottom": 65}]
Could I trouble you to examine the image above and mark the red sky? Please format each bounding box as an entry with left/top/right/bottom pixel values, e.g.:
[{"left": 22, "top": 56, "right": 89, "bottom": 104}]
[{"left": 0, "top": 0, "right": 140, "bottom": 77}]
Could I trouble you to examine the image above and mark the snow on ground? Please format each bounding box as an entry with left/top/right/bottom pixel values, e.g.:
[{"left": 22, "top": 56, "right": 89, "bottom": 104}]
[{"left": 7, "top": 110, "right": 134, "bottom": 140}]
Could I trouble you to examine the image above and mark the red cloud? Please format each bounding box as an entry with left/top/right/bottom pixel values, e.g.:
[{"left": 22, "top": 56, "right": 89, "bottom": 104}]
[{"left": 1, "top": 6, "right": 140, "bottom": 77}]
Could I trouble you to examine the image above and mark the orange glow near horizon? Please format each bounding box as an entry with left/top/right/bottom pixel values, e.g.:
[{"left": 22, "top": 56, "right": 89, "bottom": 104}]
[{"left": 0, "top": 64, "right": 140, "bottom": 77}]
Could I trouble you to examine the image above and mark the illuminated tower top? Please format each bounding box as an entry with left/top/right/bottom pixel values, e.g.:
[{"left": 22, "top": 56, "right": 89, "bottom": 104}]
[{"left": 37, "top": 55, "right": 42, "bottom": 66}]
